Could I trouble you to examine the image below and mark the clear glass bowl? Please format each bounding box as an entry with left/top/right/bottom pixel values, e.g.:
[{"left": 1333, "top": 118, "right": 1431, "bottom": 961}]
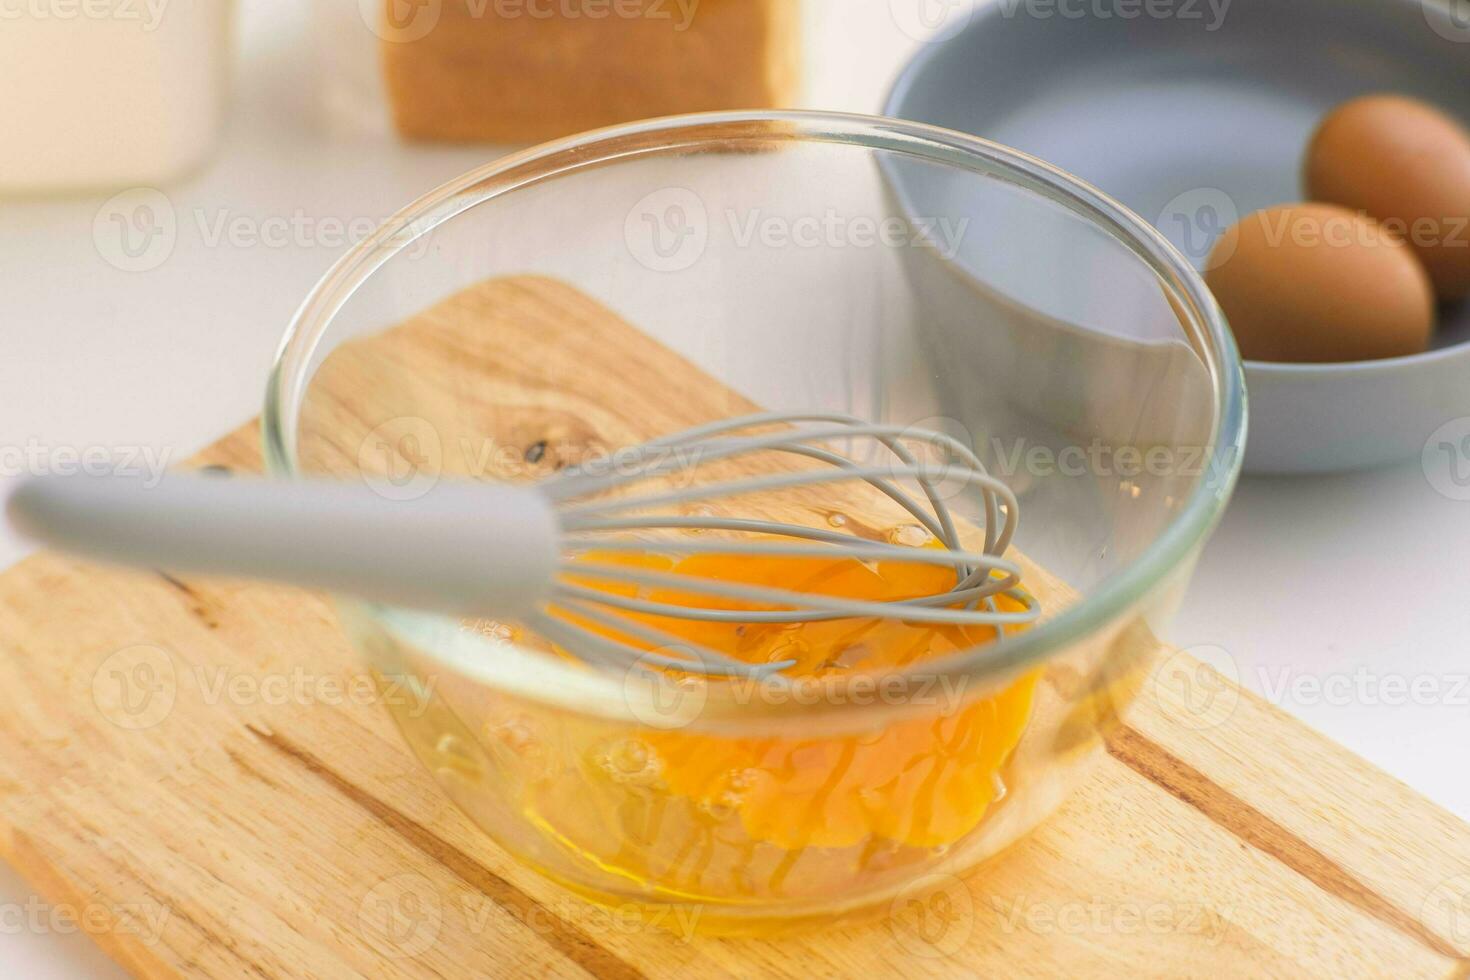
[{"left": 264, "top": 111, "right": 1245, "bottom": 935}]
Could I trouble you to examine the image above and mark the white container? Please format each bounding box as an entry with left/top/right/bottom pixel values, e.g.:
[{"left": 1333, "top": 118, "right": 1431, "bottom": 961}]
[{"left": 0, "top": 0, "right": 233, "bottom": 194}]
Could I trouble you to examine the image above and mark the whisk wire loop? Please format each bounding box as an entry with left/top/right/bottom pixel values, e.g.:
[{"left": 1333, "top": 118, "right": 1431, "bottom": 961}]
[{"left": 536, "top": 412, "right": 1038, "bottom": 673}]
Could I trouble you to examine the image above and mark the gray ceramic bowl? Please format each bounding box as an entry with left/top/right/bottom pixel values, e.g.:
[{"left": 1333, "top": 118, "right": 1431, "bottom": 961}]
[{"left": 885, "top": 0, "right": 1470, "bottom": 473}]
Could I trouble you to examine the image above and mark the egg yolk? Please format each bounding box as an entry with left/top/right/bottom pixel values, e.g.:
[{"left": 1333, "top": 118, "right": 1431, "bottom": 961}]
[{"left": 553, "top": 542, "right": 1039, "bottom": 852}]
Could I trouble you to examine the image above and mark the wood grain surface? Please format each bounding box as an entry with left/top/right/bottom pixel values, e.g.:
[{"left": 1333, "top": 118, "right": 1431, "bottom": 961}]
[{"left": 0, "top": 276, "right": 1466, "bottom": 978}]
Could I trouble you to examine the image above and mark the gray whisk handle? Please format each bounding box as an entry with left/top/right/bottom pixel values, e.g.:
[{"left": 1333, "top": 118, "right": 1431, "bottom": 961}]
[{"left": 6, "top": 471, "right": 560, "bottom": 621}]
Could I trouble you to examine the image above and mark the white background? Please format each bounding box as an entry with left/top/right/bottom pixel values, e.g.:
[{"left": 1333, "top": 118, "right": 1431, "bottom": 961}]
[{"left": 3, "top": 0, "right": 1468, "bottom": 974}]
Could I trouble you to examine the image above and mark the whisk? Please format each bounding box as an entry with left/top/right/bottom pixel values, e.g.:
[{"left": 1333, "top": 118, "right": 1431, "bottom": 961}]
[{"left": 6, "top": 413, "right": 1039, "bottom": 678}]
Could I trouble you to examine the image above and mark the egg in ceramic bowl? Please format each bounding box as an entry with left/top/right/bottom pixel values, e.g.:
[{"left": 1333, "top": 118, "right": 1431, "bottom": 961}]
[{"left": 884, "top": 0, "right": 1470, "bottom": 471}]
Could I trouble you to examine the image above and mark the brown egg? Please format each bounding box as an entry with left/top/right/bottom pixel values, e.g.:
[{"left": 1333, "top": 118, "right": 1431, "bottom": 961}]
[
  {"left": 1205, "top": 204, "right": 1435, "bottom": 363},
  {"left": 1305, "top": 94, "right": 1470, "bottom": 301}
]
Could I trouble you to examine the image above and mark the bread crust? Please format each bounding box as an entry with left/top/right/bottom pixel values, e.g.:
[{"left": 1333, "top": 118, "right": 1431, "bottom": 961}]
[{"left": 379, "top": 0, "right": 802, "bottom": 143}]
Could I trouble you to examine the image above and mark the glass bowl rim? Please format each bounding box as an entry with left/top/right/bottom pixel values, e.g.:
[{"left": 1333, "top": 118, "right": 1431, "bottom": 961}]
[{"left": 262, "top": 109, "right": 1247, "bottom": 724}]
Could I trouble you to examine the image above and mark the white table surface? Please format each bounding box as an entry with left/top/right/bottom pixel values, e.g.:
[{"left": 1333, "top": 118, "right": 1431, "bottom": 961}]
[{"left": 3, "top": 1, "right": 1467, "bottom": 974}]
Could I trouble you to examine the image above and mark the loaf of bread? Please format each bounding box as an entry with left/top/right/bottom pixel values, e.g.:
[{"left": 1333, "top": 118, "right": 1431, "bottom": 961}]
[{"left": 378, "top": 0, "right": 801, "bottom": 144}]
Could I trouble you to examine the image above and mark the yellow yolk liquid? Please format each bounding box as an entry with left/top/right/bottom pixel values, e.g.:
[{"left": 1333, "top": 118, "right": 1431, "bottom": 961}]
[{"left": 552, "top": 543, "right": 1039, "bottom": 857}]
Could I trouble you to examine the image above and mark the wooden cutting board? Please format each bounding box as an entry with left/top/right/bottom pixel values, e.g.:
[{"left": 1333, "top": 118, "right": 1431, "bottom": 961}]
[{"left": 1, "top": 276, "right": 1467, "bottom": 978}]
